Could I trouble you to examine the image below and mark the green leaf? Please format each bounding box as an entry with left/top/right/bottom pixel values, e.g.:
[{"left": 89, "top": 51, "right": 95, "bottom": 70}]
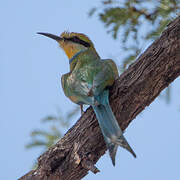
[{"left": 88, "top": 8, "right": 97, "bottom": 16}]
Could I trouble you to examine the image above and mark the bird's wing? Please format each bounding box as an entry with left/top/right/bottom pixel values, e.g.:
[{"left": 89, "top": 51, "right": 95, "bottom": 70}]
[
  {"left": 92, "top": 59, "right": 119, "bottom": 96},
  {"left": 62, "top": 71, "right": 95, "bottom": 105},
  {"left": 104, "top": 59, "right": 119, "bottom": 79}
]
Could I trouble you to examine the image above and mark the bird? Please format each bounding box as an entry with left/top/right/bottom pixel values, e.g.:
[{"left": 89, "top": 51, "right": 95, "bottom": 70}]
[{"left": 38, "top": 31, "right": 136, "bottom": 166}]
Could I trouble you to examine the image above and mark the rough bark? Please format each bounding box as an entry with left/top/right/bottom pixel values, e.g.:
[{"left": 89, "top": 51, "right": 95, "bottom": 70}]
[{"left": 19, "top": 16, "right": 180, "bottom": 180}]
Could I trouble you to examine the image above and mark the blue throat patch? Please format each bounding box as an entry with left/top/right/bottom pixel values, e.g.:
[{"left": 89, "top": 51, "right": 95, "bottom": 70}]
[{"left": 69, "top": 50, "right": 85, "bottom": 64}]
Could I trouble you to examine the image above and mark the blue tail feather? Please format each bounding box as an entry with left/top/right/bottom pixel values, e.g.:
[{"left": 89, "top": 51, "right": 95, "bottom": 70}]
[{"left": 92, "top": 90, "right": 136, "bottom": 166}]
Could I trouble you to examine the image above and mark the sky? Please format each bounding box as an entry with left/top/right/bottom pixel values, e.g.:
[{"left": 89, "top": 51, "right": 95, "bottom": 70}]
[{"left": 0, "top": 1, "right": 180, "bottom": 180}]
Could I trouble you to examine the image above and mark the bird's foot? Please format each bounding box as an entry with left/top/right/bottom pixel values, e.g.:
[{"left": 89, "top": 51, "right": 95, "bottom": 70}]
[{"left": 80, "top": 105, "right": 84, "bottom": 115}]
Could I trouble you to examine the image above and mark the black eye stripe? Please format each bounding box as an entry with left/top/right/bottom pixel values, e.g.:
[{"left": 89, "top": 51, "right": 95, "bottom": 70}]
[{"left": 64, "top": 36, "right": 90, "bottom": 47}]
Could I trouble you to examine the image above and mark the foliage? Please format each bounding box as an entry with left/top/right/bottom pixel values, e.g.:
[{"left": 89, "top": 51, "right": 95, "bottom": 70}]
[
  {"left": 90, "top": 0, "right": 179, "bottom": 69},
  {"left": 26, "top": 106, "right": 79, "bottom": 151}
]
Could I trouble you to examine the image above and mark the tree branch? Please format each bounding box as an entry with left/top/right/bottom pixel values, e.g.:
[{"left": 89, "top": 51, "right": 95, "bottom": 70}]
[{"left": 19, "top": 16, "right": 180, "bottom": 180}]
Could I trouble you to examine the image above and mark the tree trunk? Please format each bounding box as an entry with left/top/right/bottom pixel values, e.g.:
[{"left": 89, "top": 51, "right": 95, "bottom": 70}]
[{"left": 19, "top": 16, "right": 180, "bottom": 180}]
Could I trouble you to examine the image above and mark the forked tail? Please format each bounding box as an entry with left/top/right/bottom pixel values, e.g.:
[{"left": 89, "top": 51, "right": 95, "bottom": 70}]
[{"left": 92, "top": 90, "right": 136, "bottom": 165}]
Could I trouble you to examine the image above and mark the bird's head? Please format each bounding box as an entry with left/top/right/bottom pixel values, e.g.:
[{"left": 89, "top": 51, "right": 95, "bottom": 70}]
[{"left": 38, "top": 31, "right": 98, "bottom": 59}]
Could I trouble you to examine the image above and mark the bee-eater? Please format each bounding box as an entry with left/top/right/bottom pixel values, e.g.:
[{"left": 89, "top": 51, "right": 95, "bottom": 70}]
[{"left": 38, "top": 31, "right": 136, "bottom": 165}]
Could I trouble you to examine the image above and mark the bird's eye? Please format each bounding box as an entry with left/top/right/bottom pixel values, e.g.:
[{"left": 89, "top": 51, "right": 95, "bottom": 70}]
[
  {"left": 63, "top": 36, "right": 90, "bottom": 47},
  {"left": 73, "top": 36, "right": 90, "bottom": 47},
  {"left": 63, "top": 37, "right": 68, "bottom": 42}
]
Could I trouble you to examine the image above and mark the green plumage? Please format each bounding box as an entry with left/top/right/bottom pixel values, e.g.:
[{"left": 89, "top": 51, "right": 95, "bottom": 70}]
[
  {"left": 61, "top": 49, "right": 136, "bottom": 165},
  {"left": 62, "top": 49, "right": 118, "bottom": 105}
]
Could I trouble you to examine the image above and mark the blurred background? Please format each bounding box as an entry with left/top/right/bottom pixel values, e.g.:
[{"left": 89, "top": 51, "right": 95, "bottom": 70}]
[{"left": 0, "top": 0, "right": 180, "bottom": 179}]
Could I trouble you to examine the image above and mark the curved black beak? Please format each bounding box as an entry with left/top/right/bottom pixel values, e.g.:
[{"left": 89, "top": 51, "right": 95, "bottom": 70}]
[{"left": 37, "top": 32, "right": 63, "bottom": 41}]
